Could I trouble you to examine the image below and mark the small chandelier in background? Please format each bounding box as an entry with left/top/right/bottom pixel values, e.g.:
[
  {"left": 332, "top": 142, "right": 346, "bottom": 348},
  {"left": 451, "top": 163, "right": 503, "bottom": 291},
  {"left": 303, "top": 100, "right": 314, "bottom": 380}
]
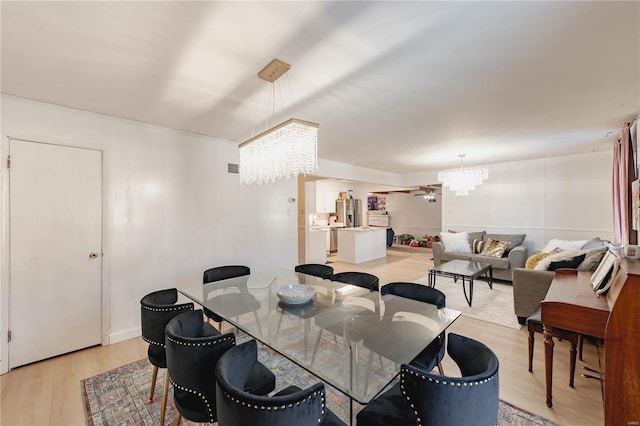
[
  {"left": 239, "top": 59, "right": 319, "bottom": 185},
  {"left": 437, "top": 154, "right": 488, "bottom": 196}
]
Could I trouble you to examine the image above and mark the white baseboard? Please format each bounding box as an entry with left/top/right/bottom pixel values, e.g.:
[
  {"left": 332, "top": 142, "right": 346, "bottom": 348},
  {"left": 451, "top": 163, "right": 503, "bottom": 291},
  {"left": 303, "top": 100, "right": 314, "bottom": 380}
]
[{"left": 109, "top": 327, "right": 141, "bottom": 344}]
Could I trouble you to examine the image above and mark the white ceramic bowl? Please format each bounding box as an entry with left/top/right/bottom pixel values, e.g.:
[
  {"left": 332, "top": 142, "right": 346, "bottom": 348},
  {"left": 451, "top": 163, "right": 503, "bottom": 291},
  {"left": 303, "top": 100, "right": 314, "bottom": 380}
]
[{"left": 276, "top": 284, "right": 316, "bottom": 305}]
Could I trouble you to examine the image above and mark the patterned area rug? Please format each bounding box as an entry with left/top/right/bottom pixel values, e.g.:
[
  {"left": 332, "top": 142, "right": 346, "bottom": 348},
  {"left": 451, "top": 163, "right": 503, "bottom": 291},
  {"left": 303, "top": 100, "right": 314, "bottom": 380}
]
[
  {"left": 82, "top": 342, "right": 553, "bottom": 425},
  {"left": 414, "top": 275, "right": 522, "bottom": 330}
]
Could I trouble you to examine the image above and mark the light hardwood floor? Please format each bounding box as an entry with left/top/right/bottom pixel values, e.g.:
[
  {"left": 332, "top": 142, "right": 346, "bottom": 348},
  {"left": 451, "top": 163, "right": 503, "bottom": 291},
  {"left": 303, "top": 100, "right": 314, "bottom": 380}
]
[{"left": 0, "top": 249, "right": 604, "bottom": 425}]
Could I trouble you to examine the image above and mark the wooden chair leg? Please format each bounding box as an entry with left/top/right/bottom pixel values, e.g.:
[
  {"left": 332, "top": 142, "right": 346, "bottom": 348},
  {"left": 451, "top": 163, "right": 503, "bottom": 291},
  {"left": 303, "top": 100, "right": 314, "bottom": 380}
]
[
  {"left": 218, "top": 321, "right": 224, "bottom": 333},
  {"left": 172, "top": 412, "right": 182, "bottom": 426},
  {"left": 148, "top": 365, "right": 158, "bottom": 402},
  {"left": 160, "top": 371, "right": 170, "bottom": 426},
  {"left": 437, "top": 362, "right": 445, "bottom": 376},
  {"left": 528, "top": 329, "right": 535, "bottom": 373}
]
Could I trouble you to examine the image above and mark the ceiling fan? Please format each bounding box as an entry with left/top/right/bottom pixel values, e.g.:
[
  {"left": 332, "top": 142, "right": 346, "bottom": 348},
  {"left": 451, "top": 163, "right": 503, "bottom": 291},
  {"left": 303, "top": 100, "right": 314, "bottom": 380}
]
[{"left": 413, "top": 185, "right": 441, "bottom": 202}]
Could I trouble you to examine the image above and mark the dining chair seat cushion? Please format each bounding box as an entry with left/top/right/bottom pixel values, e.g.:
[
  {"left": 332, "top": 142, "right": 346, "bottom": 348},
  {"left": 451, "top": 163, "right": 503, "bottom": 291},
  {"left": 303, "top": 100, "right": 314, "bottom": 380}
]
[
  {"left": 216, "top": 340, "right": 346, "bottom": 426},
  {"left": 172, "top": 356, "right": 274, "bottom": 423},
  {"left": 410, "top": 335, "right": 444, "bottom": 371},
  {"left": 271, "top": 381, "right": 349, "bottom": 426},
  {"left": 245, "top": 361, "right": 277, "bottom": 395},
  {"left": 355, "top": 383, "right": 415, "bottom": 426}
]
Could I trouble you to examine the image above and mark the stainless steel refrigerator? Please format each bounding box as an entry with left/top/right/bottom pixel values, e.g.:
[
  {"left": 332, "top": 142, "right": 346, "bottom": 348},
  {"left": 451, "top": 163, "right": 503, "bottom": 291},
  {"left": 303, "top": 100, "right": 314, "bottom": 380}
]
[{"left": 336, "top": 199, "right": 362, "bottom": 228}]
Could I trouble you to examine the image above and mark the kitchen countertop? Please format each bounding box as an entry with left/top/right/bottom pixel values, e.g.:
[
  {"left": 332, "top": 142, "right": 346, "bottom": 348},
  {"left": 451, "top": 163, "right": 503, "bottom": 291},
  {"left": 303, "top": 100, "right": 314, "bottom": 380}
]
[{"left": 338, "top": 226, "right": 386, "bottom": 232}]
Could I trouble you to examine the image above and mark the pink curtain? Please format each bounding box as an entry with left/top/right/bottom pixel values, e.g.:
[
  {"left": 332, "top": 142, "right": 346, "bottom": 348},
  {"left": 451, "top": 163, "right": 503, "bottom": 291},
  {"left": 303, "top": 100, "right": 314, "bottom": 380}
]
[{"left": 612, "top": 123, "right": 634, "bottom": 245}]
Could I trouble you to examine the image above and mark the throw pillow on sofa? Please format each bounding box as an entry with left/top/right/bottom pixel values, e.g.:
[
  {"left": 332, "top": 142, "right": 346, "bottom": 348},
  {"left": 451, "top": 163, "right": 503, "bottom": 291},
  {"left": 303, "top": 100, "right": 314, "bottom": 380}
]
[
  {"left": 577, "top": 247, "right": 607, "bottom": 271},
  {"left": 440, "top": 231, "right": 471, "bottom": 253},
  {"left": 541, "top": 239, "right": 588, "bottom": 253},
  {"left": 472, "top": 239, "right": 486, "bottom": 254},
  {"left": 484, "top": 233, "right": 526, "bottom": 255},
  {"left": 480, "top": 238, "right": 510, "bottom": 258},
  {"left": 525, "top": 252, "right": 551, "bottom": 269},
  {"left": 534, "top": 250, "right": 585, "bottom": 271},
  {"left": 548, "top": 253, "right": 586, "bottom": 271},
  {"left": 448, "top": 230, "right": 486, "bottom": 246}
]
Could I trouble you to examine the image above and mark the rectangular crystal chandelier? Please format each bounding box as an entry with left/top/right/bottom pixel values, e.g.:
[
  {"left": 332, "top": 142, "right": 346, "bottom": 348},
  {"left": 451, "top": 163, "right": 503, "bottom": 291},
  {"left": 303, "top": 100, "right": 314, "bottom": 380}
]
[
  {"left": 239, "top": 118, "right": 319, "bottom": 185},
  {"left": 239, "top": 59, "right": 319, "bottom": 185}
]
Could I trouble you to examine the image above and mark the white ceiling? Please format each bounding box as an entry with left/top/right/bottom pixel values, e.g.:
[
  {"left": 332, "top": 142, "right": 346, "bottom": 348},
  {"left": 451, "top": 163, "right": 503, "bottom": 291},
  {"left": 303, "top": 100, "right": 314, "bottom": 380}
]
[{"left": 1, "top": 1, "right": 638, "bottom": 173}]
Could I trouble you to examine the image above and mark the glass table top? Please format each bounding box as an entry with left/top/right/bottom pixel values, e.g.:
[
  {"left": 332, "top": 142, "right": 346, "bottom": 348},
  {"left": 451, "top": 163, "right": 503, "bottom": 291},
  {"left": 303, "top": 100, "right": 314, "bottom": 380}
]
[
  {"left": 179, "top": 268, "right": 461, "bottom": 404},
  {"left": 430, "top": 259, "right": 492, "bottom": 277}
]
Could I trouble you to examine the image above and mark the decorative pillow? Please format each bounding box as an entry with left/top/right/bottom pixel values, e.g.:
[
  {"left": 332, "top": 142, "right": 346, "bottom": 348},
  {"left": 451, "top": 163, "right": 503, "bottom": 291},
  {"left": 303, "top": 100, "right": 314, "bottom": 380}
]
[
  {"left": 577, "top": 247, "right": 607, "bottom": 271},
  {"left": 534, "top": 249, "right": 586, "bottom": 271},
  {"left": 548, "top": 253, "right": 586, "bottom": 271},
  {"left": 525, "top": 252, "right": 551, "bottom": 269},
  {"left": 480, "top": 238, "right": 510, "bottom": 258},
  {"left": 472, "top": 239, "right": 486, "bottom": 254},
  {"left": 582, "top": 238, "right": 606, "bottom": 251},
  {"left": 440, "top": 231, "right": 471, "bottom": 253},
  {"left": 484, "top": 233, "right": 525, "bottom": 254},
  {"left": 542, "top": 239, "right": 588, "bottom": 253},
  {"left": 449, "top": 230, "right": 486, "bottom": 246}
]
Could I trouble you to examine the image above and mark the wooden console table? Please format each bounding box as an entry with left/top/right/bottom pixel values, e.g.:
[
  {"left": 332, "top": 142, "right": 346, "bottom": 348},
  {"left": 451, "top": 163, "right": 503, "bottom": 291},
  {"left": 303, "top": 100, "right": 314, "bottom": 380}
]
[{"left": 541, "top": 256, "right": 640, "bottom": 425}]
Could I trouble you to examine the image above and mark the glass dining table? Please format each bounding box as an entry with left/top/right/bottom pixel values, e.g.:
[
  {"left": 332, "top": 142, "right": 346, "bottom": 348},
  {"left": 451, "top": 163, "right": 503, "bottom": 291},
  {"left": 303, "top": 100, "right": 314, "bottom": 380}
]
[{"left": 179, "top": 269, "right": 461, "bottom": 422}]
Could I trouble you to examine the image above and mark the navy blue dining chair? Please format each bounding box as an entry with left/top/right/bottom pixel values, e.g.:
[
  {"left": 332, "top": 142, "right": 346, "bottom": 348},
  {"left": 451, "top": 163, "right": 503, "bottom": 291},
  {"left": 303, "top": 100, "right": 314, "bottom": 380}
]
[
  {"left": 140, "top": 288, "right": 193, "bottom": 425},
  {"left": 215, "top": 340, "right": 346, "bottom": 426},
  {"left": 356, "top": 333, "right": 499, "bottom": 426}
]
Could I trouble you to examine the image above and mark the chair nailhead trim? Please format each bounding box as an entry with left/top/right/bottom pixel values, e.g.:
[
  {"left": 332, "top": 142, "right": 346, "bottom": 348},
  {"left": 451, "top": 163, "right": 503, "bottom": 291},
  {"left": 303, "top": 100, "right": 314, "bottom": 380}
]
[
  {"left": 222, "top": 389, "right": 326, "bottom": 422},
  {"left": 170, "top": 376, "right": 215, "bottom": 423},
  {"left": 142, "top": 336, "right": 166, "bottom": 348},
  {"left": 141, "top": 305, "right": 193, "bottom": 312},
  {"left": 166, "top": 335, "right": 234, "bottom": 347},
  {"left": 400, "top": 367, "right": 498, "bottom": 426}
]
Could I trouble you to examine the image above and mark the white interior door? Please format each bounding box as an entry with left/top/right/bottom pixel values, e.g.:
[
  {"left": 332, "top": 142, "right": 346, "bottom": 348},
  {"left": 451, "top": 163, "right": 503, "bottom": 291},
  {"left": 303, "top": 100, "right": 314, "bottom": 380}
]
[{"left": 9, "top": 139, "right": 102, "bottom": 368}]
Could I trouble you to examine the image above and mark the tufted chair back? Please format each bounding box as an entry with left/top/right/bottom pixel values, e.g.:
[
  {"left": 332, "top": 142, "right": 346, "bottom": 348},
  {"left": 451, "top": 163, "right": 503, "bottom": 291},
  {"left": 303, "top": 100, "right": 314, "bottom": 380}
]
[
  {"left": 203, "top": 265, "right": 251, "bottom": 284},
  {"left": 216, "top": 340, "right": 342, "bottom": 426},
  {"left": 140, "top": 288, "right": 194, "bottom": 368},
  {"left": 331, "top": 271, "right": 379, "bottom": 291},
  {"left": 165, "top": 309, "right": 234, "bottom": 423},
  {"left": 140, "top": 288, "right": 194, "bottom": 425},
  {"left": 295, "top": 263, "right": 334, "bottom": 280},
  {"left": 400, "top": 333, "right": 499, "bottom": 426},
  {"left": 202, "top": 265, "right": 251, "bottom": 323},
  {"left": 381, "top": 282, "right": 445, "bottom": 308},
  {"left": 379, "top": 282, "right": 447, "bottom": 372}
]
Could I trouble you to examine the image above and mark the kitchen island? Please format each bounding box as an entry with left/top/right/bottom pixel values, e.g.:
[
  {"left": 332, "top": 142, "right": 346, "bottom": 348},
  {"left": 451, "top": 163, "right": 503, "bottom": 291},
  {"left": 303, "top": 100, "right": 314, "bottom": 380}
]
[{"left": 337, "top": 227, "right": 387, "bottom": 264}]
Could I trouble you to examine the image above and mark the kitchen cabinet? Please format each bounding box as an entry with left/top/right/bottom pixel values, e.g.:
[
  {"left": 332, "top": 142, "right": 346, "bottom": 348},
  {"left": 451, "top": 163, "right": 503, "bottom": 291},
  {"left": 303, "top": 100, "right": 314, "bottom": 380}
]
[
  {"left": 306, "top": 228, "right": 328, "bottom": 264},
  {"left": 337, "top": 228, "right": 386, "bottom": 263},
  {"left": 316, "top": 190, "right": 337, "bottom": 213},
  {"left": 368, "top": 214, "right": 390, "bottom": 227}
]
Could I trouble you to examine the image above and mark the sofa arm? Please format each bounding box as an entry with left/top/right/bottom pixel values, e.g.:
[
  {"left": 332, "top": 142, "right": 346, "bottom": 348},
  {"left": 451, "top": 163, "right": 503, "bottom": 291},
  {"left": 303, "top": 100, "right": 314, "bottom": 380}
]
[
  {"left": 508, "top": 245, "right": 528, "bottom": 270},
  {"left": 432, "top": 242, "right": 444, "bottom": 266},
  {"left": 512, "top": 268, "right": 555, "bottom": 323}
]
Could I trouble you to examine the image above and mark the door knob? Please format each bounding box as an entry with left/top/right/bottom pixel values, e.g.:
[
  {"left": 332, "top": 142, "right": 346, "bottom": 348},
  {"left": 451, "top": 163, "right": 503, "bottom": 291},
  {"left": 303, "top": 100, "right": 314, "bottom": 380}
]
[{"left": 89, "top": 253, "right": 99, "bottom": 259}]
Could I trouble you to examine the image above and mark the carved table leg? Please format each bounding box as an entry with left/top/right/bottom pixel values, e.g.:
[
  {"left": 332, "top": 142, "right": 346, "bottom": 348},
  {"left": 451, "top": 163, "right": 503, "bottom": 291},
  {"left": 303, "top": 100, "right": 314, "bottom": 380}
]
[
  {"left": 569, "top": 340, "right": 577, "bottom": 388},
  {"left": 544, "top": 324, "right": 555, "bottom": 407},
  {"left": 528, "top": 327, "right": 535, "bottom": 373}
]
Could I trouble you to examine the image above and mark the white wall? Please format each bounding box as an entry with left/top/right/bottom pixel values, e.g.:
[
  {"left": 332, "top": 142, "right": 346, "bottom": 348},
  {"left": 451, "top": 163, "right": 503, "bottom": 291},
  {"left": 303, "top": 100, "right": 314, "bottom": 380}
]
[
  {"left": 404, "top": 151, "right": 614, "bottom": 252},
  {"left": 385, "top": 192, "right": 442, "bottom": 239},
  {"left": 0, "top": 95, "right": 298, "bottom": 358}
]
